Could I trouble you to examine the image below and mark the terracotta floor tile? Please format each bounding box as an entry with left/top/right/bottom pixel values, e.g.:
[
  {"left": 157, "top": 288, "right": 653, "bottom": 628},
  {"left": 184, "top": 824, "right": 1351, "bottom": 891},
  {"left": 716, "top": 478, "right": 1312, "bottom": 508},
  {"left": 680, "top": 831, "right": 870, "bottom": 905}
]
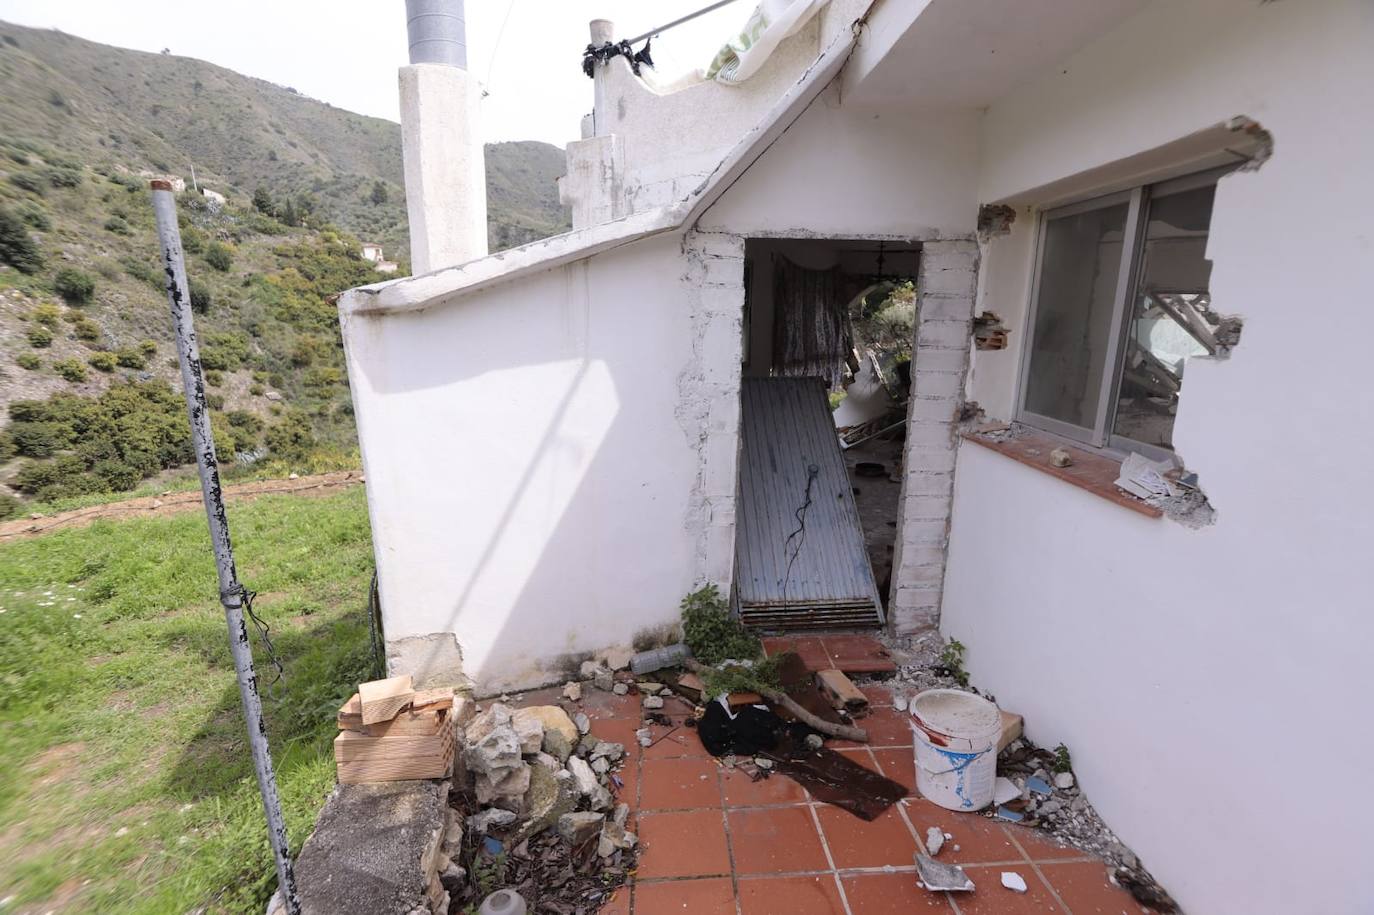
[
  {"left": 507, "top": 686, "right": 565, "bottom": 708},
  {"left": 640, "top": 756, "right": 722, "bottom": 811},
  {"left": 633, "top": 877, "right": 736, "bottom": 913},
  {"left": 611, "top": 756, "right": 639, "bottom": 808},
  {"left": 958, "top": 866, "right": 1066, "bottom": 913},
  {"left": 636, "top": 809, "right": 732, "bottom": 879},
  {"left": 727, "top": 806, "right": 829, "bottom": 875},
  {"left": 720, "top": 766, "right": 808, "bottom": 807},
  {"left": 841, "top": 873, "right": 957, "bottom": 913},
  {"left": 762, "top": 636, "right": 831, "bottom": 671},
  {"left": 642, "top": 723, "right": 710, "bottom": 759},
  {"left": 821, "top": 634, "right": 895, "bottom": 673},
  {"left": 903, "top": 802, "right": 1026, "bottom": 864},
  {"left": 1007, "top": 824, "right": 1091, "bottom": 862},
  {"left": 581, "top": 689, "right": 644, "bottom": 720},
  {"left": 870, "top": 748, "right": 917, "bottom": 796},
  {"left": 737, "top": 874, "right": 845, "bottom": 914},
  {"left": 860, "top": 684, "right": 895, "bottom": 707},
  {"left": 852, "top": 707, "right": 915, "bottom": 747},
  {"left": 815, "top": 805, "right": 918, "bottom": 870},
  {"left": 1038, "top": 861, "right": 1154, "bottom": 914}
]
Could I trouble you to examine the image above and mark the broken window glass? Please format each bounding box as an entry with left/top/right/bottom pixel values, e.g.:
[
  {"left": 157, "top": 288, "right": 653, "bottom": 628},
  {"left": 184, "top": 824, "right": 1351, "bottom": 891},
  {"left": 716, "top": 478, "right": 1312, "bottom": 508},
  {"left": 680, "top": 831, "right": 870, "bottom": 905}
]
[{"left": 1112, "top": 184, "right": 1218, "bottom": 449}]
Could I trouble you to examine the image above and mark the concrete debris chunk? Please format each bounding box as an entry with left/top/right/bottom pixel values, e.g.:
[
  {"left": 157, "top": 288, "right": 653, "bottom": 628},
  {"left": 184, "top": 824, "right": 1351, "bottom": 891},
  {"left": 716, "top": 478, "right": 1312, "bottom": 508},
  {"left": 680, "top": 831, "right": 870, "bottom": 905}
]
[
  {"left": 925, "top": 827, "right": 945, "bottom": 857},
  {"left": 475, "top": 763, "right": 531, "bottom": 811},
  {"left": 562, "top": 681, "right": 582, "bottom": 702},
  {"left": 914, "top": 854, "right": 974, "bottom": 892},
  {"left": 642, "top": 695, "right": 664, "bottom": 710},
  {"left": 515, "top": 706, "right": 579, "bottom": 762},
  {"left": 635, "top": 728, "right": 652, "bottom": 747},
  {"left": 637, "top": 682, "right": 665, "bottom": 695},
  {"left": 464, "top": 727, "right": 522, "bottom": 776},
  {"left": 993, "top": 777, "right": 1021, "bottom": 806},
  {"left": 1001, "top": 871, "right": 1028, "bottom": 893},
  {"left": 557, "top": 811, "right": 604, "bottom": 846},
  {"left": 511, "top": 712, "right": 544, "bottom": 756},
  {"left": 465, "top": 703, "right": 514, "bottom": 747},
  {"left": 574, "top": 712, "right": 591, "bottom": 735},
  {"left": 1054, "top": 771, "right": 1076, "bottom": 790},
  {"left": 580, "top": 660, "right": 602, "bottom": 680},
  {"left": 591, "top": 757, "right": 610, "bottom": 775},
  {"left": 612, "top": 682, "right": 629, "bottom": 696},
  {"left": 612, "top": 803, "right": 630, "bottom": 828},
  {"left": 590, "top": 741, "right": 624, "bottom": 763},
  {"left": 593, "top": 668, "right": 615, "bottom": 692},
  {"left": 604, "top": 646, "right": 634, "bottom": 671},
  {"left": 468, "top": 808, "right": 518, "bottom": 833},
  {"left": 567, "top": 756, "right": 599, "bottom": 797}
]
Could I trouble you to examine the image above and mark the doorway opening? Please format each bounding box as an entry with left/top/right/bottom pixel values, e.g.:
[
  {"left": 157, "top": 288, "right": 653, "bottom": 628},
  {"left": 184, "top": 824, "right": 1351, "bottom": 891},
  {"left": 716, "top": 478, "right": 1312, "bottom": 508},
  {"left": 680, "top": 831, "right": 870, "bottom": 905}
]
[{"left": 734, "top": 238, "right": 920, "bottom": 630}]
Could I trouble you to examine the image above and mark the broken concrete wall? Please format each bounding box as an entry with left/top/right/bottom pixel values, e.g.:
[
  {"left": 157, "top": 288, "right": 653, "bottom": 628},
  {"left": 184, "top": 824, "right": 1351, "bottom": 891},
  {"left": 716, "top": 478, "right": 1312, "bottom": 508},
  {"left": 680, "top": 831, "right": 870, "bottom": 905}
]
[
  {"left": 943, "top": 2, "right": 1374, "bottom": 913},
  {"left": 343, "top": 234, "right": 713, "bottom": 695}
]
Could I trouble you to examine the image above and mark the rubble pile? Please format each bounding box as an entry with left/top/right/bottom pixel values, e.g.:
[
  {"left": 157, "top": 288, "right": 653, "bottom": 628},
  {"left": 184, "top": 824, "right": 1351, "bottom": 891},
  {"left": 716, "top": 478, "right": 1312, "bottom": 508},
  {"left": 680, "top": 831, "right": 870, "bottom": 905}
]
[
  {"left": 874, "top": 631, "right": 1178, "bottom": 911},
  {"left": 449, "top": 651, "right": 639, "bottom": 912}
]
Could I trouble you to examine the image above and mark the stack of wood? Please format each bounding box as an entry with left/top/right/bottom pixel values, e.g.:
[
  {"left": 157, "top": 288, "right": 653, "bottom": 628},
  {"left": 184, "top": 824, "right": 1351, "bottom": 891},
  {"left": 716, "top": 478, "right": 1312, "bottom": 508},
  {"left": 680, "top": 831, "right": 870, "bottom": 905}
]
[{"left": 335, "top": 674, "right": 456, "bottom": 784}]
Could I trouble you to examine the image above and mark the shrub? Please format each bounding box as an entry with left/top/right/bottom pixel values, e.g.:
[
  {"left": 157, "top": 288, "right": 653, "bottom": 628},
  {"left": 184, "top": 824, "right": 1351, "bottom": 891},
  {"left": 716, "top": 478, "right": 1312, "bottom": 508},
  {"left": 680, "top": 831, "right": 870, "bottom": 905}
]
[
  {"left": 74, "top": 318, "right": 101, "bottom": 341},
  {"left": 680, "top": 584, "right": 760, "bottom": 665},
  {"left": 121, "top": 255, "right": 162, "bottom": 289},
  {"left": 249, "top": 383, "right": 264, "bottom": 396},
  {"left": 53, "top": 359, "right": 87, "bottom": 383},
  {"left": 0, "top": 207, "right": 43, "bottom": 274},
  {"left": 27, "top": 327, "right": 53, "bottom": 348},
  {"left": 54, "top": 268, "right": 96, "bottom": 304},
  {"left": 7, "top": 422, "right": 60, "bottom": 458},
  {"left": 189, "top": 279, "right": 211, "bottom": 314},
  {"left": 17, "top": 353, "right": 42, "bottom": 370},
  {"left": 114, "top": 348, "right": 146, "bottom": 370},
  {"left": 205, "top": 241, "right": 233, "bottom": 272},
  {"left": 204, "top": 369, "right": 223, "bottom": 387},
  {"left": 103, "top": 215, "right": 132, "bottom": 236},
  {"left": 9, "top": 172, "right": 44, "bottom": 195},
  {"left": 17, "top": 203, "right": 50, "bottom": 230},
  {"left": 181, "top": 227, "right": 205, "bottom": 253},
  {"left": 44, "top": 166, "right": 82, "bottom": 188},
  {"left": 199, "top": 331, "right": 250, "bottom": 371},
  {"left": 31, "top": 303, "right": 61, "bottom": 327},
  {"left": 206, "top": 393, "right": 225, "bottom": 410},
  {"left": 265, "top": 412, "right": 314, "bottom": 462},
  {"left": 0, "top": 493, "right": 21, "bottom": 522},
  {"left": 91, "top": 459, "right": 139, "bottom": 491},
  {"left": 138, "top": 339, "right": 158, "bottom": 357},
  {"left": 252, "top": 186, "right": 275, "bottom": 216},
  {"left": 88, "top": 352, "right": 117, "bottom": 372}
]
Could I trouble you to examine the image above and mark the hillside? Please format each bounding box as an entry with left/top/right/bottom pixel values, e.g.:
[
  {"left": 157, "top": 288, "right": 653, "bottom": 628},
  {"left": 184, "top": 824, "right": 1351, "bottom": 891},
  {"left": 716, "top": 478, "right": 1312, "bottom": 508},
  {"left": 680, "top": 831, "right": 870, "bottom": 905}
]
[
  {"left": 0, "top": 21, "right": 570, "bottom": 255},
  {"left": 0, "top": 21, "right": 571, "bottom": 519}
]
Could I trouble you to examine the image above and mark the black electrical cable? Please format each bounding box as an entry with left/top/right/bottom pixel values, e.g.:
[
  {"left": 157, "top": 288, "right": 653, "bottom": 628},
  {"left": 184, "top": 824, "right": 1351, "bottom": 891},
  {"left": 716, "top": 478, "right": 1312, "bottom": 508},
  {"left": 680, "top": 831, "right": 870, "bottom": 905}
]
[{"left": 780, "top": 463, "right": 820, "bottom": 614}]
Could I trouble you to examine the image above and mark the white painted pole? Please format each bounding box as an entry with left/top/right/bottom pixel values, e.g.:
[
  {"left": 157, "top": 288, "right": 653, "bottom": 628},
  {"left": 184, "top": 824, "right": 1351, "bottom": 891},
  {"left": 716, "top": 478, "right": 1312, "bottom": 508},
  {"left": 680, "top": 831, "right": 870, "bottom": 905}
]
[{"left": 149, "top": 180, "right": 302, "bottom": 915}]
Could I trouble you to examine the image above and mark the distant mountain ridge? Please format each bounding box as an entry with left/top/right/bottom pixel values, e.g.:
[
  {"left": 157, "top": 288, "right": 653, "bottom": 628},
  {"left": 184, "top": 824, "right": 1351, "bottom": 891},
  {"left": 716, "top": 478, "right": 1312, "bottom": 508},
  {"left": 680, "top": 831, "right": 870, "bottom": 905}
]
[{"left": 0, "top": 21, "right": 571, "bottom": 254}]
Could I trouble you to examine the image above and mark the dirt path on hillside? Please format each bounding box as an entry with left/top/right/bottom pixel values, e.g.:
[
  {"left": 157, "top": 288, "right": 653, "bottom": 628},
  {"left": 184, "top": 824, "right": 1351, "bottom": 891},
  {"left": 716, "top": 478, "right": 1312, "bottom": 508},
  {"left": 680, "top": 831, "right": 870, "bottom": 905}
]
[{"left": 0, "top": 471, "right": 365, "bottom": 541}]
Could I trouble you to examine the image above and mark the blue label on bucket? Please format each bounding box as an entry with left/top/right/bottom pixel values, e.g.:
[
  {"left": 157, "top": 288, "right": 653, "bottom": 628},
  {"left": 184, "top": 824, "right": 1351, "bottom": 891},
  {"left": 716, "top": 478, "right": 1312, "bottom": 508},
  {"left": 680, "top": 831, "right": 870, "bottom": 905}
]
[{"left": 929, "top": 744, "right": 985, "bottom": 809}]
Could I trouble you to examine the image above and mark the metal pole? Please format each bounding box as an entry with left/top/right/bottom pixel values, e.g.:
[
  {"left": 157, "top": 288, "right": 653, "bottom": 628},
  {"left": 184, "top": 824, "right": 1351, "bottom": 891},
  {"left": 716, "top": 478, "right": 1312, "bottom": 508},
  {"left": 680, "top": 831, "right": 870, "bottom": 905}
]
[
  {"left": 624, "top": 0, "right": 742, "bottom": 45},
  {"left": 149, "top": 180, "right": 302, "bottom": 915}
]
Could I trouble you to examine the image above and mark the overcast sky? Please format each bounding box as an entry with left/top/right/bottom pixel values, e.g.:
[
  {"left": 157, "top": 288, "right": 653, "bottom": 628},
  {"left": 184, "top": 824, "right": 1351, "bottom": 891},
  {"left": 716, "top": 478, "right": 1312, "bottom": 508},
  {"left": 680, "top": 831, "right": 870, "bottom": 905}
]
[{"left": 0, "top": 0, "right": 747, "bottom": 147}]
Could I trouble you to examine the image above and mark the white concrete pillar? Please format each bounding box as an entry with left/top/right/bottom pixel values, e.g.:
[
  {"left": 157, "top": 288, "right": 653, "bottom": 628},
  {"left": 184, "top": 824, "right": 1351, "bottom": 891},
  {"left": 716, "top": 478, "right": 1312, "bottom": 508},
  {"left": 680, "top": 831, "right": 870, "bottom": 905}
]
[
  {"left": 399, "top": 64, "right": 487, "bottom": 274},
  {"left": 559, "top": 135, "right": 627, "bottom": 229}
]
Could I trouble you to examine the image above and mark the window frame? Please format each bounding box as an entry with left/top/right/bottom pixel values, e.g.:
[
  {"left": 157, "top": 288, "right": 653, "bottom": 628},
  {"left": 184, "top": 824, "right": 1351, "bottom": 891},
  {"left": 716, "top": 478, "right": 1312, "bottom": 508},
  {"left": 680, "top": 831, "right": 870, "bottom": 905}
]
[{"left": 1015, "top": 165, "right": 1234, "bottom": 463}]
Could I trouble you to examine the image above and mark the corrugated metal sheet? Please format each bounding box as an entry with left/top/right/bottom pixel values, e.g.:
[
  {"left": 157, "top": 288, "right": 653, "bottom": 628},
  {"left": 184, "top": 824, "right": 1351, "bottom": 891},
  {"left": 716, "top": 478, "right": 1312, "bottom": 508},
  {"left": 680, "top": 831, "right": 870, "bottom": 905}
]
[{"left": 735, "top": 377, "right": 884, "bottom": 630}]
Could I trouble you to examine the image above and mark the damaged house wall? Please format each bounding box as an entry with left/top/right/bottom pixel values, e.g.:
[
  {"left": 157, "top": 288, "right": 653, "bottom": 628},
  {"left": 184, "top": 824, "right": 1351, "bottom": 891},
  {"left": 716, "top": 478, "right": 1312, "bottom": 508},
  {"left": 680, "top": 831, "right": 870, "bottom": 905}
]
[
  {"left": 942, "top": 2, "right": 1374, "bottom": 913},
  {"left": 342, "top": 234, "right": 732, "bottom": 696}
]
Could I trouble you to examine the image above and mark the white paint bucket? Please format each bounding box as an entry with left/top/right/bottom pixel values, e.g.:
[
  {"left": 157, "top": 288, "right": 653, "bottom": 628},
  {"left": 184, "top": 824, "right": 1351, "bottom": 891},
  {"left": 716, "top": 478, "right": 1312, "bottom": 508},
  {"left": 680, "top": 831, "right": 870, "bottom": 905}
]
[{"left": 910, "top": 689, "right": 1002, "bottom": 812}]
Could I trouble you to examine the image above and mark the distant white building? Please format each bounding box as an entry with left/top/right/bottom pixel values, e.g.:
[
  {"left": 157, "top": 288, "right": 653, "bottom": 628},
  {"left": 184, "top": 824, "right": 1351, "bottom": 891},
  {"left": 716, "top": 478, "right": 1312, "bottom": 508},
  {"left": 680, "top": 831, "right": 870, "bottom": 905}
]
[
  {"left": 360, "top": 242, "right": 385, "bottom": 263},
  {"left": 201, "top": 187, "right": 226, "bottom": 206}
]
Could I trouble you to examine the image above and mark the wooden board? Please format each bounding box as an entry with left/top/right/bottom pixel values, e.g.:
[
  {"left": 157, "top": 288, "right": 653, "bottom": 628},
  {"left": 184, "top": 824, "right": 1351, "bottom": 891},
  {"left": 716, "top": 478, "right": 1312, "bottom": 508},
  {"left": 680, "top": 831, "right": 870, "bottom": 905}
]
[
  {"left": 336, "top": 744, "right": 453, "bottom": 784},
  {"left": 359, "top": 674, "right": 415, "bottom": 725},
  {"left": 815, "top": 668, "right": 868, "bottom": 711},
  {"left": 333, "top": 728, "right": 452, "bottom": 761},
  {"left": 357, "top": 707, "right": 448, "bottom": 738},
  {"left": 411, "top": 687, "right": 455, "bottom": 711}
]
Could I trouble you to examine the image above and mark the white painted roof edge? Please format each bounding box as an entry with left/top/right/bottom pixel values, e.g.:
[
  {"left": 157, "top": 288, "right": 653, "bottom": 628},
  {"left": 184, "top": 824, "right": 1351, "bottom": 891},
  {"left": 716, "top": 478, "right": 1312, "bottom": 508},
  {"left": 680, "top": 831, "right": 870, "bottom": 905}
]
[{"left": 340, "top": 11, "right": 868, "bottom": 318}]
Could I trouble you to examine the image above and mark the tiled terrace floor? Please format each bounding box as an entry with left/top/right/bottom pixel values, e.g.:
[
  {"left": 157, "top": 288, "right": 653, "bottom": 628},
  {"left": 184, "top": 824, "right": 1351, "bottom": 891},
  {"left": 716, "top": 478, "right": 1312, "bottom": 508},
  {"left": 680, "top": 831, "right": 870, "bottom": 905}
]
[{"left": 513, "top": 657, "right": 1152, "bottom": 915}]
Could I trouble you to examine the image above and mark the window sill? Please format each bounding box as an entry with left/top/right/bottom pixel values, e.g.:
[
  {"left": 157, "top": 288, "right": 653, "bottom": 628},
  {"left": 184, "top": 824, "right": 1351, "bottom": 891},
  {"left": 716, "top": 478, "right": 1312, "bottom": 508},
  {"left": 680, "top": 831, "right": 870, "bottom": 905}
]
[{"left": 961, "top": 427, "right": 1163, "bottom": 519}]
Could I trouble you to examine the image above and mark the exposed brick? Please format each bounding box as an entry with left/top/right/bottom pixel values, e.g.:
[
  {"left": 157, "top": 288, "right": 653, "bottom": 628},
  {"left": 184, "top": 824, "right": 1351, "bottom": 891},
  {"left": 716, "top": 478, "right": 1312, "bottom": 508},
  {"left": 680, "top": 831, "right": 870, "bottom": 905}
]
[
  {"left": 905, "top": 445, "right": 958, "bottom": 474},
  {"left": 901, "top": 495, "right": 951, "bottom": 521},
  {"left": 921, "top": 269, "right": 978, "bottom": 297},
  {"left": 910, "top": 370, "right": 965, "bottom": 399},
  {"left": 688, "top": 232, "right": 745, "bottom": 259},
  {"left": 905, "top": 422, "right": 957, "bottom": 447},
  {"left": 902, "top": 471, "right": 954, "bottom": 496},
  {"left": 908, "top": 396, "right": 961, "bottom": 422},
  {"left": 912, "top": 348, "right": 970, "bottom": 374},
  {"left": 919, "top": 295, "right": 976, "bottom": 322}
]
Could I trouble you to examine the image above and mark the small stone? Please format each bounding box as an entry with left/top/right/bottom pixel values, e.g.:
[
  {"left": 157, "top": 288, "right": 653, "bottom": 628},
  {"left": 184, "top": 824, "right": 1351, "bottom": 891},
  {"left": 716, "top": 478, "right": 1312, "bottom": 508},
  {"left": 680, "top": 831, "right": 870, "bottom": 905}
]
[
  {"left": 635, "top": 728, "right": 652, "bottom": 747},
  {"left": 115, "top": 826, "right": 129, "bottom": 837},
  {"left": 613, "top": 803, "right": 630, "bottom": 828},
  {"left": 518, "top": 706, "right": 579, "bottom": 762},
  {"left": 575, "top": 712, "right": 591, "bottom": 735},
  {"left": 567, "top": 756, "right": 599, "bottom": 797},
  {"left": 562, "top": 681, "right": 582, "bottom": 702},
  {"left": 926, "top": 827, "right": 944, "bottom": 856},
  {"left": 1049, "top": 447, "right": 1073, "bottom": 468},
  {"left": 288, "top": 472, "right": 299, "bottom": 480},
  {"left": 1001, "top": 872, "right": 1028, "bottom": 893},
  {"left": 754, "top": 757, "right": 774, "bottom": 770},
  {"left": 151, "top": 499, "right": 163, "bottom": 509},
  {"left": 532, "top": 751, "right": 561, "bottom": 771},
  {"left": 576, "top": 734, "right": 600, "bottom": 758},
  {"left": 804, "top": 734, "right": 824, "bottom": 749},
  {"left": 511, "top": 712, "right": 544, "bottom": 755},
  {"left": 722, "top": 755, "right": 737, "bottom": 768},
  {"left": 637, "top": 682, "right": 664, "bottom": 695},
  {"left": 588, "top": 784, "right": 614, "bottom": 812},
  {"left": 590, "top": 741, "right": 624, "bottom": 763},
  {"left": 593, "top": 669, "right": 615, "bottom": 692},
  {"left": 467, "top": 808, "right": 517, "bottom": 833},
  {"left": 591, "top": 757, "right": 610, "bottom": 775},
  {"left": 642, "top": 695, "right": 664, "bottom": 710},
  {"left": 893, "top": 695, "right": 908, "bottom": 712},
  {"left": 612, "top": 682, "right": 629, "bottom": 696},
  {"left": 557, "top": 811, "right": 604, "bottom": 845},
  {"left": 1054, "top": 771, "right": 1075, "bottom": 790}
]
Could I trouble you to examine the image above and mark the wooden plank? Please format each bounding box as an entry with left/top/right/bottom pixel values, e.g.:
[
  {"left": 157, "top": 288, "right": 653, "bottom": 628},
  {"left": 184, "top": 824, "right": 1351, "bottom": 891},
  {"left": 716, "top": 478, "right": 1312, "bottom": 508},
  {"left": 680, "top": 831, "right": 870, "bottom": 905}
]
[
  {"left": 998, "top": 710, "right": 1024, "bottom": 753},
  {"left": 815, "top": 668, "right": 868, "bottom": 711},
  {"left": 358, "top": 707, "right": 448, "bottom": 738},
  {"left": 411, "top": 687, "right": 455, "bottom": 711},
  {"left": 333, "top": 728, "right": 451, "bottom": 761},
  {"left": 359, "top": 674, "right": 415, "bottom": 725}
]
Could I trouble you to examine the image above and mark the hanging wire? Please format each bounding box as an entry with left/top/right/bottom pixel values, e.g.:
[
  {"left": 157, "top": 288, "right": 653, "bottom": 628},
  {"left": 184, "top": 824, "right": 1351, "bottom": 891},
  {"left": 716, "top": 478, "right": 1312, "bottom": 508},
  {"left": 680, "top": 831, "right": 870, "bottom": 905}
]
[
  {"left": 235, "top": 584, "right": 286, "bottom": 699},
  {"left": 779, "top": 463, "right": 820, "bottom": 614},
  {"left": 482, "top": 0, "right": 519, "bottom": 97}
]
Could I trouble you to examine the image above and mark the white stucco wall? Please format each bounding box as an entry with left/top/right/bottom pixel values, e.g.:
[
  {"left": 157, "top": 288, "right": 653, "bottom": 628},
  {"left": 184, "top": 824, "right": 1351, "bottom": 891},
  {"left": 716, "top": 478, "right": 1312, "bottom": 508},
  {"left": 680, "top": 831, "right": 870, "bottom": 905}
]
[
  {"left": 342, "top": 234, "right": 742, "bottom": 694},
  {"left": 945, "top": 2, "right": 1374, "bottom": 913}
]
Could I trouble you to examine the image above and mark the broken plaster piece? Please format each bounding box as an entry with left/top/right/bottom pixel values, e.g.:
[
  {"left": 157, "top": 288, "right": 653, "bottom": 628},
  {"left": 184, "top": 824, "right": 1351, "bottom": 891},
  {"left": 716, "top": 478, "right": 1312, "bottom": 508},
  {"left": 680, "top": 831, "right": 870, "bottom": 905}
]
[
  {"left": 914, "top": 854, "right": 974, "bottom": 892},
  {"left": 925, "top": 827, "right": 945, "bottom": 857},
  {"left": 1001, "top": 872, "right": 1028, "bottom": 893},
  {"left": 1026, "top": 776, "right": 1053, "bottom": 796},
  {"left": 994, "top": 777, "right": 1020, "bottom": 806}
]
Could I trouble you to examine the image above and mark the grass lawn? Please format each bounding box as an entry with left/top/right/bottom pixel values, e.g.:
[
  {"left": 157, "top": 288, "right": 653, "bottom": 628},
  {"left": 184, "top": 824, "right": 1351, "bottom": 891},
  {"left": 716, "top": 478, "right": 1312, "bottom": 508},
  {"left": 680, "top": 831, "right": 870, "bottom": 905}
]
[{"left": 0, "top": 486, "right": 377, "bottom": 914}]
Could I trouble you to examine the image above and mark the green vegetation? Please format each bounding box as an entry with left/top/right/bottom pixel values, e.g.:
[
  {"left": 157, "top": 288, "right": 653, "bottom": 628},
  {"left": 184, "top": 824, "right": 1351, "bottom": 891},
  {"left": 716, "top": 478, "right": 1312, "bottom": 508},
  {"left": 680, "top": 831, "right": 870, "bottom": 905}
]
[
  {"left": 53, "top": 267, "right": 95, "bottom": 304},
  {"left": 16, "top": 353, "right": 42, "bottom": 371},
  {"left": 681, "top": 584, "right": 761, "bottom": 666},
  {"left": 52, "top": 358, "right": 86, "bottom": 382},
  {"left": 87, "top": 352, "right": 117, "bottom": 372},
  {"left": 938, "top": 638, "right": 970, "bottom": 687},
  {"left": 0, "top": 206, "right": 43, "bottom": 273},
  {"left": 0, "top": 486, "right": 376, "bottom": 913},
  {"left": 204, "top": 240, "right": 234, "bottom": 272},
  {"left": 26, "top": 326, "right": 52, "bottom": 348},
  {"left": 1053, "top": 743, "right": 1073, "bottom": 774}
]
